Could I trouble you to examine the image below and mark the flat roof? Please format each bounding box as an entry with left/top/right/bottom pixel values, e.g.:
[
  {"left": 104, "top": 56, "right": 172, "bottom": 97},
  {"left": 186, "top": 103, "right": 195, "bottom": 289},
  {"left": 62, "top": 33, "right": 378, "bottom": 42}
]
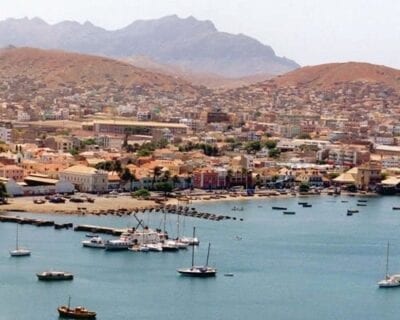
[{"left": 91, "top": 120, "right": 188, "bottom": 129}]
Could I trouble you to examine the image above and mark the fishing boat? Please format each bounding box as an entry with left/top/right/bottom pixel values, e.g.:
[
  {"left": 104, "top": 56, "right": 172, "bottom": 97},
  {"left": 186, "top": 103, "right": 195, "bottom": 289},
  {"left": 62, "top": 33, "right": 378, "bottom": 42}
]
[
  {"left": 357, "top": 203, "right": 367, "bottom": 207},
  {"left": 302, "top": 204, "right": 312, "bottom": 208},
  {"left": 10, "top": 224, "right": 31, "bottom": 257},
  {"left": 347, "top": 209, "right": 359, "bottom": 215},
  {"left": 57, "top": 297, "right": 96, "bottom": 319},
  {"left": 177, "top": 227, "right": 217, "bottom": 277},
  {"left": 393, "top": 207, "right": 400, "bottom": 210},
  {"left": 378, "top": 242, "right": 400, "bottom": 288},
  {"left": 82, "top": 236, "right": 105, "bottom": 249},
  {"left": 298, "top": 202, "right": 308, "bottom": 205},
  {"left": 36, "top": 271, "right": 73, "bottom": 281},
  {"left": 283, "top": 211, "right": 296, "bottom": 215},
  {"left": 272, "top": 206, "right": 287, "bottom": 210}
]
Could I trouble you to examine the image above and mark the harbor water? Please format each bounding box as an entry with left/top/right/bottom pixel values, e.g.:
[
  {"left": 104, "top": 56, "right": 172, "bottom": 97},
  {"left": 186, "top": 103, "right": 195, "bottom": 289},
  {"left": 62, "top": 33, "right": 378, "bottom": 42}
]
[{"left": 1, "top": 195, "right": 400, "bottom": 320}]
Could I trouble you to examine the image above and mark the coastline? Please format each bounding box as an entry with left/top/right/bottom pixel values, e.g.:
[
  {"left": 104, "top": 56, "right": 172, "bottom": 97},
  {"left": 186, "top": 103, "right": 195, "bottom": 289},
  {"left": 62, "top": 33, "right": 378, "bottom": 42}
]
[{"left": 0, "top": 191, "right": 379, "bottom": 215}]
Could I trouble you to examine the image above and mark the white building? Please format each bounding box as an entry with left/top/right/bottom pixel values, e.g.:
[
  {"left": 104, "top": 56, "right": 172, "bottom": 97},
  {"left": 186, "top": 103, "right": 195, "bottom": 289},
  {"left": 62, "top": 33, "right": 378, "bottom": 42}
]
[
  {"left": 0, "top": 125, "right": 12, "bottom": 143},
  {"left": 59, "top": 165, "right": 108, "bottom": 193}
]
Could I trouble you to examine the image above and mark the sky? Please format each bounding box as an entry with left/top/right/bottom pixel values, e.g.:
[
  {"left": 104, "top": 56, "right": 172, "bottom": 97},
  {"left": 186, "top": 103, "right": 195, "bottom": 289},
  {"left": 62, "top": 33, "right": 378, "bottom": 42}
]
[{"left": 1, "top": 0, "right": 400, "bottom": 68}]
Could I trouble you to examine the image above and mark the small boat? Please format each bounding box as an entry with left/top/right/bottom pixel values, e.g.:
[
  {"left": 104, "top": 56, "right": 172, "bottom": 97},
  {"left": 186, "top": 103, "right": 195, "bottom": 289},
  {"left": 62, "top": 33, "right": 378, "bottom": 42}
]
[
  {"left": 347, "top": 209, "right": 359, "bottom": 215},
  {"left": 177, "top": 227, "right": 217, "bottom": 277},
  {"left": 378, "top": 242, "right": 400, "bottom": 288},
  {"left": 357, "top": 199, "right": 368, "bottom": 203},
  {"left": 104, "top": 239, "right": 130, "bottom": 251},
  {"left": 393, "top": 207, "right": 400, "bottom": 210},
  {"left": 58, "top": 297, "right": 96, "bottom": 319},
  {"left": 128, "top": 244, "right": 150, "bottom": 252},
  {"left": 272, "top": 206, "right": 287, "bottom": 210},
  {"left": 10, "top": 224, "right": 31, "bottom": 257},
  {"left": 85, "top": 233, "right": 99, "bottom": 238},
  {"left": 341, "top": 200, "right": 348, "bottom": 203},
  {"left": 302, "top": 204, "right": 312, "bottom": 208},
  {"left": 37, "top": 271, "right": 73, "bottom": 281},
  {"left": 224, "top": 273, "right": 234, "bottom": 277},
  {"left": 33, "top": 199, "right": 46, "bottom": 204},
  {"left": 357, "top": 204, "right": 367, "bottom": 207},
  {"left": 283, "top": 211, "right": 296, "bottom": 215},
  {"left": 162, "top": 240, "right": 179, "bottom": 252},
  {"left": 147, "top": 243, "right": 163, "bottom": 252},
  {"left": 82, "top": 236, "right": 105, "bottom": 249},
  {"left": 179, "top": 236, "right": 200, "bottom": 246},
  {"left": 298, "top": 202, "right": 308, "bottom": 205}
]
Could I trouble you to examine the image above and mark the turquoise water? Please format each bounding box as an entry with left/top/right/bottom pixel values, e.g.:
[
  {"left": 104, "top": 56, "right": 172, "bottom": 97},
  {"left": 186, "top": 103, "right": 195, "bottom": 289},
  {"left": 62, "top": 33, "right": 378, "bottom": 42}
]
[{"left": 1, "top": 195, "right": 400, "bottom": 320}]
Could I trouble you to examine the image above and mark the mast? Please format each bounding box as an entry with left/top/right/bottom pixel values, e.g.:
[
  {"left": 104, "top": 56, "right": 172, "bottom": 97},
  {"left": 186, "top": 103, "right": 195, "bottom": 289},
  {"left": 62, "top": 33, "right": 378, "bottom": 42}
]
[
  {"left": 16, "top": 224, "right": 19, "bottom": 250},
  {"left": 385, "top": 241, "right": 390, "bottom": 279},
  {"left": 68, "top": 296, "right": 71, "bottom": 309},
  {"left": 191, "top": 227, "right": 195, "bottom": 268},
  {"left": 177, "top": 214, "right": 180, "bottom": 240},
  {"left": 206, "top": 243, "right": 211, "bottom": 267}
]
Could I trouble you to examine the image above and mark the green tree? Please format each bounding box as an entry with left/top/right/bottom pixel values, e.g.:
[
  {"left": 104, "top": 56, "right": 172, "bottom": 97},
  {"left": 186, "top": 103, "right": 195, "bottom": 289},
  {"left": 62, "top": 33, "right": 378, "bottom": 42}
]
[
  {"left": 299, "top": 182, "right": 310, "bottom": 193},
  {"left": 264, "top": 140, "right": 277, "bottom": 149},
  {"left": 245, "top": 141, "right": 262, "bottom": 154},
  {"left": 132, "top": 189, "right": 150, "bottom": 198},
  {"left": 269, "top": 148, "right": 281, "bottom": 158},
  {"left": 0, "top": 182, "right": 8, "bottom": 201},
  {"left": 154, "top": 181, "right": 173, "bottom": 196},
  {"left": 152, "top": 166, "right": 163, "bottom": 188}
]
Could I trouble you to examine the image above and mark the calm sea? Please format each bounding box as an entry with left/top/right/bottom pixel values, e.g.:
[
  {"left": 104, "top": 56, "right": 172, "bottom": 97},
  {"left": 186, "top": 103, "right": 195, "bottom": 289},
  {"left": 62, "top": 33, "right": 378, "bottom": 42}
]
[{"left": 1, "top": 195, "right": 400, "bottom": 320}]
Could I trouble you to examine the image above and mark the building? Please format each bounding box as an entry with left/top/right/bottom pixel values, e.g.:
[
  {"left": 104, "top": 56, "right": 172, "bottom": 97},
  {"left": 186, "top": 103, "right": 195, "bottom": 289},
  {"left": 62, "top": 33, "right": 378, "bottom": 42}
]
[
  {"left": 0, "top": 164, "right": 24, "bottom": 181},
  {"left": 193, "top": 168, "right": 227, "bottom": 189},
  {"left": 0, "top": 122, "right": 12, "bottom": 143},
  {"left": 205, "top": 111, "right": 230, "bottom": 123},
  {"left": 59, "top": 165, "right": 108, "bottom": 193},
  {"left": 87, "top": 120, "right": 188, "bottom": 136}
]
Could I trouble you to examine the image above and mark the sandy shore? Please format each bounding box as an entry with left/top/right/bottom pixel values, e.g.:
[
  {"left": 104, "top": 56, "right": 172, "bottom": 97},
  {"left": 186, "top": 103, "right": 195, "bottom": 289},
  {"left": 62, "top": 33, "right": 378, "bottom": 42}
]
[
  {"left": 0, "top": 195, "right": 157, "bottom": 214},
  {"left": 0, "top": 191, "right": 378, "bottom": 215}
]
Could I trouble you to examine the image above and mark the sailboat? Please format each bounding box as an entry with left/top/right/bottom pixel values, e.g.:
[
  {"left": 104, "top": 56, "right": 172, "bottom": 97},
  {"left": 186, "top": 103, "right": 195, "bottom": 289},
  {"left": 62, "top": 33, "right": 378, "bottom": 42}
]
[
  {"left": 10, "top": 224, "right": 31, "bottom": 257},
  {"left": 177, "top": 227, "right": 217, "bottom": 277},
  {"left": 378, "top": 242, "right": 400, "bottom": 288}
]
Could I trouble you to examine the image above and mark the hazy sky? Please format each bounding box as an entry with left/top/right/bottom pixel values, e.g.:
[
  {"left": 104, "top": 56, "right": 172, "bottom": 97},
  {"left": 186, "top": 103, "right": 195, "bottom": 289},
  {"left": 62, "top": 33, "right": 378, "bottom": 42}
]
[{"left": 1, "top": 0, "right": 399, "bottom": 68}]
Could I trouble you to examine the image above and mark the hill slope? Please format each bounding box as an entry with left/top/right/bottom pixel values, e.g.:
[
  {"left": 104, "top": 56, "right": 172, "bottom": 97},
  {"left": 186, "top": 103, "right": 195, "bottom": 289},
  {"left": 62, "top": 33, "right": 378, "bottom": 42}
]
[
  {"left": 0, "top": 47, "right": 199, "bottom": 104},
  {"left": 270, "top": 62, "right": 400, "bottom": 91},
  {"left": 0, "top": 15, "right": 299, "bottom": 78}
]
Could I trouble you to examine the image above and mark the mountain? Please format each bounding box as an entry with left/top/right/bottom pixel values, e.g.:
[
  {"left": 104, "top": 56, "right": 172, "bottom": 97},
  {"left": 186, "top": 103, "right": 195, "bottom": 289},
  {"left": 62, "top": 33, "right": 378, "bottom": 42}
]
[
  {"left": 0, "top": 15, "right": 299, "bottom": 78},
  {"left": 123, "top": 55, "right": 273, "bottom": 89},
  {"left": 0, "top": 47, "right": 199, "bottom": 104},
  {"left": 270, "top": 62, "right": 400, "bottom": 91}
]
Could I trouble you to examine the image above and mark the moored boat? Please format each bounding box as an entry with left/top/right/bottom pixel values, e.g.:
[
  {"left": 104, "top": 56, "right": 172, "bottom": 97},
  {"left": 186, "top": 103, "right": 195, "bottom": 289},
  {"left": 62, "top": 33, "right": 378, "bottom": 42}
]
[
  {"left": 272, "top": 206, "right": 287, "bottom": 210},
  {"left": 58, "top": 297, "right": 96, "bottom": 319},
  {"left": 37, "top": 271, "right": 73, "bottom": 281},
  {"left": 177, "top": 227, "right": 217, "bottom": 277},
  {"left": 10, "top": 224, "right": 31, "bottom": 257},
  {"left": 378, "top": 242, "right": 400, "bottom": 288},
  {"left": 82, "top": 236, "right": 105, "bottom": 249},
  {"left": 283, "top": 211, "right": 296, "bottom": 215}
]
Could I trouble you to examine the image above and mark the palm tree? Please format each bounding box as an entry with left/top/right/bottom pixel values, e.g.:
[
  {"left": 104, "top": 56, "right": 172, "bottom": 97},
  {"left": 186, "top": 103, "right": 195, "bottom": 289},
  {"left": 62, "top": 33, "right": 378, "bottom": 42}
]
[
  {"left": 172, "top": 175, "right": 180, "bottom": 188},
  {"left": 120, "top": 168, "right": 137, "bottom": 191},
  {"left": 162, "top": 170, "right": 171, "bottom": 182},
  {"left": 152, "top": 166, "right": 163, "bottom": 189}
]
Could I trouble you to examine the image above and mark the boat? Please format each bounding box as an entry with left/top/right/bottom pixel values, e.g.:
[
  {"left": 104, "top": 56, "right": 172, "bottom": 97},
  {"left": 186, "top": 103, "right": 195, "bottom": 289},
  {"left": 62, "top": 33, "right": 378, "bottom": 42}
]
[
  {"left": 224, "top": 273, "right": 234, "bottom": 277},
  {"left": 128, "top": 244, "right": 150, "bottom": 252},
  {"left": 357, "top": 199, "right": 368, "bottom": 203},
  {"left": 302, "top": 204, "right": 312, "bottom": 208},
  {"left": 378, "top": 242, "right": 400, "bottom": 288},
  {"left": 347, "top": 209, "right": 359, "bottom": 215},
  {"left": 10, "top": 224, "right": 31, "bottom": 257},
  {"left": 232, "top": 206, "right": 244, "bottom": 211},
  {"left": 58, "top": 297, "right": 96, "bottom": 319},
  {"left": 82, "top": 236, "right": 105, "bottom": 249},
  {"left": 85, "top": 233, "right": 99, "bottom": 238},
  {"left": 36, "top": 271, "right": 73, "bottom": 281},
  {"left": 357, "top": 203, "right": 367, "bottom": 207},
  {"left": 147, "top": 243, "right": 163, "bottom": 252},
  {"left": 162, "top": 240, "right": 180, "bottom": 252},
  {"left": 177, "top": 227, "right": 217, "bottom": 277},
  {"left": 298, "top": 202, "right": 308, "bottom": 205},
  {"left": 105, "top": 239, "right": 130, "bottom": 251},
  {"left": 33, "top": 199, "right": 46, "bottom": 204},
  {"left": 179, "top": 236, "right": 200, "bottom": 246},
  {"left": 272, "top": 206, "right": 287, "bottom": 210},
  {"left": 393, "top": 207, "right": 400, "bottom": 210},
  {"left": 283, "top": 211, "right": 296, "bottom": 215}
]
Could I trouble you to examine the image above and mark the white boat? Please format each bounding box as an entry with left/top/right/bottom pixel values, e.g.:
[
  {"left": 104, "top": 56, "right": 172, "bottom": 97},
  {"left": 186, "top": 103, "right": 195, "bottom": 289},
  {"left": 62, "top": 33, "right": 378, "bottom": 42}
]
[
  {"left": 37, "top": 271, "right": 74, "bottom": 281},
  {"left": 179, "top": 236, "right": 200, "bottom": 246},
  {"left": 378, "top": 242, "right": 400, "bottom": 288},
  {"left": 177, "top": 227, "right": 217, "bottom": 277},
  {"left": 105, "top": 239, "right": 130, "bottom": 251},
  {"left": 128, "top": 244, "right": 150, "bottom": 252},
  {"left": 10, "top": 224, "right": 31, "bottom": 257},
  {"left": 147, "top": 243, "right": 163, "bottom": 252},
  {"left": 82, "top": 236, "right": 105, "bottom": 249},
  {"left": 162, "top": 240, "right": 180, "bottom": 252}
]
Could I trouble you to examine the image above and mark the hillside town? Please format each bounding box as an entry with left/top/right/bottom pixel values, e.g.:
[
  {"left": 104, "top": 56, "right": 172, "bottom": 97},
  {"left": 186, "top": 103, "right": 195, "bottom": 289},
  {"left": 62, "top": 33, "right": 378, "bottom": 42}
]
[{"left": 1, "top": 70, "right": 400, "bottom": 200}]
